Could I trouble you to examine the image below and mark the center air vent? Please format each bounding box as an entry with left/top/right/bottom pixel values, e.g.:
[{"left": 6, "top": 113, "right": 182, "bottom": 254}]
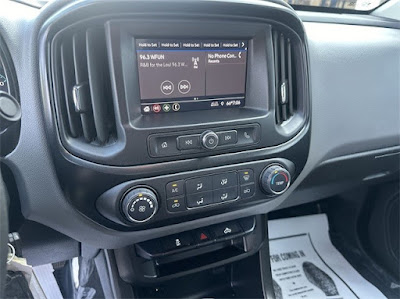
[
  {"left": 52, "top": 26, "right": 116, "bottom": 146},
  {"left": 272, "top": 30, "right": 298, "bottom": 125}
]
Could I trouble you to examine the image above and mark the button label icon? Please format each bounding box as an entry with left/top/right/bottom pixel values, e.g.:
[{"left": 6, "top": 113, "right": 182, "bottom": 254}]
[
  {"left": 161, "top": 141, "right": 168, "bottom": 149},
  {"left": 197, "top": 198, "right": 204, "bottom": 205},
  {"left": 172, "top": 202, "right": 180, "bottom": 209},
  {"left": 160, "top": 80, "right": 174, "bottom": 95},
  {"left": 178, "top": 80, "right": 191, "bottom": 94},
  {"left": 200, "top": 233, "right": 208, "bottom": 240},
  {"left": 221, "top": 178, "right": 228, "bottom": 186},
  {"left": 196, "top": 183, "right": 203, "bottom": 191},
  {"left": 223, "top": 227, "right": 232, "bottom": 234},
  {"left": 175, "top": 239, "right": 181, "bottom": 247},
  {"left": 162, "top": 103, "right": 171, "bottom": 112},
  {"left": 243, "top": 173, "right": 250, "bottom": 180},
  {"left": 192, "top": 57, "right": 199, "bottom": 69},
  {"left": 172, "top": 103, "right": 180, "bottom": 111},
  {"left": 153, "top": 104, "right": 161, "bottom": 113}
]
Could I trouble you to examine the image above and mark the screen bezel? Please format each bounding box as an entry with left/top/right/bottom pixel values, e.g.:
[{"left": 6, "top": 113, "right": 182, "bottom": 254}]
[
  {"left": 102, "top": 17, "right": 307, "bottom": 165},
  {"left": 135, "top": 38, "right": 249, "bottom": 114},
  {"left": 109, "top": 19, "right": 272, "bottom": 131}
]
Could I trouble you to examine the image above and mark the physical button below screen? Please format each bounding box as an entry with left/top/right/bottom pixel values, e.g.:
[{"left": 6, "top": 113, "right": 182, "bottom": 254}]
[
  {"left": 240, "top": 183, "right": 255, "bottom": 199},
  {"left": 186, "top": 177, "right": 212, "bottom": 194},
  {"left": 213, "top": 186, "right": 238, "bottom": 203},
  {"left": 211, "top": 222, "right": 242, "bottom": 238},
  {"left": 237, "top": 126, "right": 259, "bottom": 145},
  {"left": 217, "top": 130, "right": 238, "bottom": 146},
  {"left": 149, "top": 136, "right": 180, "bottom": 156},
  {"left": 212, "top": 172, "right": 238, "bottom": 189},
  {"left": 161, "top": 232, "right": 193, "bottom": 251},
  {"left": 193, "top": 228, "right": 213, "bottom": 244},
  {"left": 186, "top": 191, "right": 213, "bottom": 208},
  {"left": 166, "top": 197, "right": 186, "bottom": 212},
  {"left": 177, "top": 135, "right": 200, "bottom": 150},
  {"left": 166, "top": 180, "right": 185, "bottom": 198},
  {"left": 238, "top": 169, "right": 254, "bottom": 185}
]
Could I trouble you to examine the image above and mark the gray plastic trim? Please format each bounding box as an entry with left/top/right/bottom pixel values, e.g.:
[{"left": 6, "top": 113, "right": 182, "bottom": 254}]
[{"left": 298, "top": 11, "right": 400, "bottom": 28}]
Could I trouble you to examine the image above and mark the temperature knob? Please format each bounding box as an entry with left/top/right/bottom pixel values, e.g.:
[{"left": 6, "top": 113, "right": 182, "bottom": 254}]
[
  {"left": 260, "top": 165, "right": 291, "bottom": 195},
  {"left": 121, "top": 187, "right": 158, "bottom": 223}
]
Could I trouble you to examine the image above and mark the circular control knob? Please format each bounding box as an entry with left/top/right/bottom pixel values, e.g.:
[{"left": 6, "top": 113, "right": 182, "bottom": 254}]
[
  {"left": 121, "top": 187, "right": 158, "bottom": 223},
  {"left": 260, "top": 165, "right": 291, "bottom": 195},
  {"left": 201, "top": 130, "right": 219, "bottom": 150}
]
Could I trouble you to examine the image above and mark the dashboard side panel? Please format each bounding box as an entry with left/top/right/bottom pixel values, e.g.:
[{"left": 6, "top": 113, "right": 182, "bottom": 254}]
[{"left": 304, "top": 22, "right": 400, "bottom": 163}]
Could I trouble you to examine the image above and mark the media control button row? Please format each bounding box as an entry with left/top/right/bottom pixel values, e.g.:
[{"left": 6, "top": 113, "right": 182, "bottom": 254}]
[{"left": 148, "top": 125, "right": 259, "bottom": 157}]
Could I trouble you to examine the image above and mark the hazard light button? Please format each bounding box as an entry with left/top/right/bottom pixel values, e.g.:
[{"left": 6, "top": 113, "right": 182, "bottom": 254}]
[{"left": 193, "top": 229, "right": 213, "bottom": 244}]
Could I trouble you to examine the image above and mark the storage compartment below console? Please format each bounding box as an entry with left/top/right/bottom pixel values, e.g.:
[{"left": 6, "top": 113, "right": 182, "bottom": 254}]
[
  {"left": 114, "top": 216, "right": 268, "bottom": 285},
  {"left": 133, "top": 251, "right": 271, "bottom": 298}
]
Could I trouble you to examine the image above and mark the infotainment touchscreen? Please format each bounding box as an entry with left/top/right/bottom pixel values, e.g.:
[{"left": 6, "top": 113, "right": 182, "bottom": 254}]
[{"left": 136, "top": 39, "right": 248, "bottom": 114}]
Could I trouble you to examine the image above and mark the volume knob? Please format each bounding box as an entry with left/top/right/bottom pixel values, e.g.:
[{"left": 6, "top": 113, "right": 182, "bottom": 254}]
[
  {"left": 121, "top": 187, "right": 158, "bottom": 223},
  {"left": 201, "top": 130, "right": 219, "bottom": 150},
  {"left": 260, "top": 165, "right": 291, "bottom": 195}
]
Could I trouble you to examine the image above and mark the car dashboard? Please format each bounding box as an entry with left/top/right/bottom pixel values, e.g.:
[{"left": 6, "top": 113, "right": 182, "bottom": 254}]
[{"left": 0, "top": 0, "right": 399, "bottom": 289}]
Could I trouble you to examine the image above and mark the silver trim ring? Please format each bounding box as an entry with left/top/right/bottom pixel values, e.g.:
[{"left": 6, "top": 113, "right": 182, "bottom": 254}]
[
  {"left": 122, "top": 188, "right": 158, "bottom": 223},
  {"left": 201, "top": 131, "right": 219, "bottom": 149},
  {"left": 266, "top": 166, "right": 291, "bottom": 195}
]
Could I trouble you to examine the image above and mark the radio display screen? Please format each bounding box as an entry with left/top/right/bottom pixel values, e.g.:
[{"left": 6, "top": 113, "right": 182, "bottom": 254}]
[{"left": 136, "top": 39, "right": 248, "bottom": 114}]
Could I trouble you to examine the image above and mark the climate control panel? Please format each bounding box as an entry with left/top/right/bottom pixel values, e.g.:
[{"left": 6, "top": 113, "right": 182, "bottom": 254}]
[
  {"left": 97, "top": 158, "right": 294, "bottom": 227},
  {"left": 165, "top": 169, "right": 255, "bottom": 213}
]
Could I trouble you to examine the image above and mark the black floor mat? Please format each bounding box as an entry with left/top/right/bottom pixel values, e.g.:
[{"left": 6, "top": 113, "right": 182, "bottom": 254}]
[
  {"left": 331, "top": 232, "right": 400, "bottom": 299},
  {"left": 270, "top": 196, "right": 400, "bottom": 299}
]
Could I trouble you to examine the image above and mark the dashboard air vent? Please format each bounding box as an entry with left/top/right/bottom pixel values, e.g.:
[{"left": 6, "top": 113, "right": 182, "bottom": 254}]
[
  {"left": 272, "top": 30, "right": 296, "bottom": 125},
  {"left": 53, "top": 26, "right": 116, "bottom": 145}
]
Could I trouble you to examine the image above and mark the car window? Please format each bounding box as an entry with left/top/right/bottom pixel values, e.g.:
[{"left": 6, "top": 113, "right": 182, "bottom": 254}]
[{"left": 284, "top": 0, "right": 389, "bottom": 12}]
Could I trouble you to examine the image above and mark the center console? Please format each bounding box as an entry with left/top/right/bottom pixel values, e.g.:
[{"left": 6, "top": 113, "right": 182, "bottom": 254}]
[
  {"left": 39, "top": 0, "right": 310, "bottom": 294},
  {"left": 43, "top": 2, "right": 309, "bottom": 227}
]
